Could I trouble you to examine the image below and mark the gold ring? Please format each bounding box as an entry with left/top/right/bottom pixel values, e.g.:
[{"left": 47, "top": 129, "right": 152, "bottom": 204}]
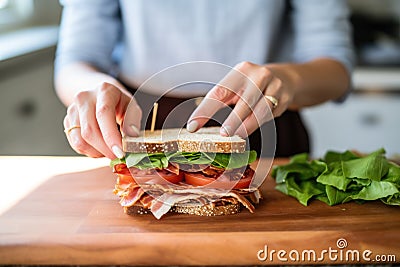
[
  {"left": 64, "top": 125, "right": 81, "bottom": 135},
  {"left": 264, "top": 95, "right": 278, "bottom": 109}
]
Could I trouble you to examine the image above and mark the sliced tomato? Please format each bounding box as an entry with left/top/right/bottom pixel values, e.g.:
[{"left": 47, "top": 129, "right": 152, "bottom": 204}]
[
  {"left": 113, "top": 163, "right": 184, "bottom": 185},
  {"left": 113, "top": 163, "right": 136, "bottom": 185},
  {"left": 229, "top": 175, "right": 252, "bottom": 189},
  {"left": 156, "top": 169, "right": 184, "bottom": 184},
  {"left": 113, "top": 163, "right": 131, "bottom": 175},
  {"left": 184, "top": 169, "right": 254, "bottom": 189},
  {"left": 117, "top": 173, "right": 136, "bottom": 185},
  {"left": 184, "top": 173, "right": 216, "bottom": 187},
  {"left": 128, "top": 167, "right": 184, "bottom": 185}
]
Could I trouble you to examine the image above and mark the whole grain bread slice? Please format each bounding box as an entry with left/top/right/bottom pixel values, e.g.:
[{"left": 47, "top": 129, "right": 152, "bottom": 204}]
[
  {"left": 124, "top": 201, "right": 241, "bottom": 216},
  {"left": 122, "top": 127, "right": 246, "bottom": 153}
]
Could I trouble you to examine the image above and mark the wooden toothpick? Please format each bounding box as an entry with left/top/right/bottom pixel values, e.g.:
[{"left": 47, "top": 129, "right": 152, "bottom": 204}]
[{"left": 150, "top": 102, "right": 158, "bottom": 132}]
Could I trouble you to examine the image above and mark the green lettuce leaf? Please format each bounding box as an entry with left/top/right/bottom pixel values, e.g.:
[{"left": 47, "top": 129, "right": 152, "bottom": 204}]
[
  {"left": 315, "top": 194, "right": 330, "bottom": 205},
  {"left": 382, "top": 162, "right": 400, "bottom": 186},
  {"left": 310, "top": 160, "right": 328, "bottom": 174},
  {"left": 324, "top": 150, "right": 359, "bottom": 164},
  {"left": 126, "top": 153, "right": 169, "bottom": 169},
  {"left": 123, "top": 150, "right": 258, "bottom": 170},
  {"left": 316, "top": 161, "right": 351, "bottom": 191},
  {"left": 209, "top": 150, "right": 257, "bottom": 169},
  {"left": 110, "top": 157, "right": 125, "bottom": 168},
  {"left": 352, "top": 178, "right": 371, "bottom": 186},
  {"left": 285, "top": 177, "right": 325, "bottom": 206},
  {"left": 290, "top": 153, "right": 309, "bottom": 163},
  {"left": 275, "top": 183, "right": 288, "bottom": 195},
  {"left": 381, "top": 193, "right": 400, "bottom": 206},
  {"left": 273, "top": 158, "right": 326, "bottom": 184},
  {"left": 126, "top": 153, "right": 148, "bottom": 167},
  {"left": 325, "top": 185, "right": 351, "bottom": 205},
  {"left": 166, "top": 152, "right": 214, "bottom": 165},
  {"left": 345, "top": 180, "right": 399, "bottom": 201},
  {"left": 272, "top": 148, "right": 400, "bottom": 207},
  {"left": 342, "top": 148, "right": 389, "bottom": 181},
  {"left": 273, "top": 162, "right": 315, "bottom": 184}
]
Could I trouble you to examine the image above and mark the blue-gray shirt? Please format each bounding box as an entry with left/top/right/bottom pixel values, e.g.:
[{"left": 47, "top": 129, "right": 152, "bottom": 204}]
[{"left": 56, "top": 0, "right": 354, "bottom": 97}]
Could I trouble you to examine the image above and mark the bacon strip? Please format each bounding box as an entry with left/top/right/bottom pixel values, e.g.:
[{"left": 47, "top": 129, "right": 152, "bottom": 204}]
[
  {"left": 165, "top": 163, "right": 180, "bottom": 175},
  {"left": 140, "top": 194, "right": 155, "bottom": 209},
  {"left": 151, "top": 193, "right": 215, "bottom": 219},
  {"left": 148, "top": 188, "right": 255, "bottom": 218},
  {"left": 223, "top": 191, "right": 255, "bottom": 213},
  {"left": 120, "top": 187, "right": 146, "bottom": 207}
]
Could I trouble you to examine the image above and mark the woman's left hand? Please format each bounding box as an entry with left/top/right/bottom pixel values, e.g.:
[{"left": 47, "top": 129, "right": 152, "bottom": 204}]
[{"left": 187, "top": 61, "right": 296, "bottom": 137}]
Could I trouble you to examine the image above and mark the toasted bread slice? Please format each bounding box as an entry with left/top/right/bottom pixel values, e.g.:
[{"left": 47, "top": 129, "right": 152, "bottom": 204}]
[{"left": 123, "top": 127, "right": 246, "bottom": 153}]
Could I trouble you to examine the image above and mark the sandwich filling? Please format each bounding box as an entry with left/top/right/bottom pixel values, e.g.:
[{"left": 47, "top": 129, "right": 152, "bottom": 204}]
[{"left": 111, "top": 150, "right": 260, "bottom": 219}]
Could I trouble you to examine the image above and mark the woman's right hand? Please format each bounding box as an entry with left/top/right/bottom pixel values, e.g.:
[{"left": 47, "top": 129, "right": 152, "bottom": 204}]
[{"left": 63, "top": 82, "right": 142, "bottom": 159}]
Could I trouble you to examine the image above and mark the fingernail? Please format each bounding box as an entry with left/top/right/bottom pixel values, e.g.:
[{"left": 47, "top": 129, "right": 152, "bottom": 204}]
[
  {"left": 187, "top": 120, "right": 199, "bottom": 132},
  {"left": 130, "top": 124, "right": 140, "bottom": 136},
  {"left": 220, "top": 125, "right": 232, "bottom": 136},
  {"left": 112, "top": 145, "right": 125, "bottom": 159}
]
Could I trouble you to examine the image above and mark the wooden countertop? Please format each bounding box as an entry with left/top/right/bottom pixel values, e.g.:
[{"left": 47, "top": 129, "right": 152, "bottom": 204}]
[{"left": 0, "top": 156, "right": 399, "bottom": 265}]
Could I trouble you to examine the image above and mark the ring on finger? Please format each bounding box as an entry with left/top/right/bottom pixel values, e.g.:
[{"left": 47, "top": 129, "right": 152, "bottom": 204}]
[
  {"left": 264, "top": 95, "right": 278, "bottom": 110},
  {"left": 64, "top": 125, "right": 81, "bottom": 135}
]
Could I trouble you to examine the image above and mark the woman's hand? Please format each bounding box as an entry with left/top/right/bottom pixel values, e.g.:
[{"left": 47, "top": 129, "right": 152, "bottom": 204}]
[
  {"left": 63, "top": 82, "right": 142, "bottom": 159},
  {"left": 187, "top": 61, "right": 297, "bottom": 137}
]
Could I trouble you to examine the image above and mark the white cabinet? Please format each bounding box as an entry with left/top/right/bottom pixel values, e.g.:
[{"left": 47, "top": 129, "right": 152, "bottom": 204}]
[
  {"left": 302, "top": 69, "right": 400, "bottom": 158},
  {"left": 0, "top": 49, "right": 75, "bottom": 155}
]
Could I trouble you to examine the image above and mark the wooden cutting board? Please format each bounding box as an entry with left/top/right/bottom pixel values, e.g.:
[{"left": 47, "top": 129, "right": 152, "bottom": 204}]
[{"left": 0, "top": 157, "right": 399, "bottom": 265}]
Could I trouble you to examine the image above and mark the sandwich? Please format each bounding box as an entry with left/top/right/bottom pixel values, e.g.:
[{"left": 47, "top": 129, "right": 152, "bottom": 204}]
[{"left": 111, "top": 127, "right": 262, "bottom": 219}]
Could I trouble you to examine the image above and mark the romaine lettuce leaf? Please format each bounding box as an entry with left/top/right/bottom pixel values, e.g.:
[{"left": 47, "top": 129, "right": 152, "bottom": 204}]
[
  {"left": 122, "top": 150, "right": 257, "bottom": 170},
  {"left": 316, "top": 161, "right": 351, "bottom": 191},
  {"left": 381, "top": 193, "right": 400, "bottom": 205},
  {"left": 382, "top": 162, "right": 400, "bottom": 186},
  {"left": 272, "top": 148, "right": 400, "bottom": 207},
  {"left": 345, "top": 180, "right": 398, "bottom": 201},
  {"left": 289, "top": 153, "right": 309, "bottom": 163},
  {"left": 325, "top": 185, "right": 351, "bottom": 206},
  {"left": 285, "top": 177, "right": 325, "bottom": 206},
  {"left": 208, "top": 150, "right": 257, "bottom": 169},
  {"left": 126, "top": 153, "right": 169, "bottom": 169},
  {"left": 272, "top": 158, "right": 326, "bottom": 184},
  {"left": 324, "top": 150, "right": 359, "bottom": 164},
  {"left": 166, "top": 151, "right": 214, "bottom": 165},
  {"left": 342, "top": 149, "right": 389, "bottom": 181}
]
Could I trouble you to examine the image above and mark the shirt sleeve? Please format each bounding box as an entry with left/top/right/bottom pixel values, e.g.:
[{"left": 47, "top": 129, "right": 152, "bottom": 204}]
[
  {"left": 290, "top": 0, "right": 355, "bottom": 75},
  {"left": 55, "top": 0, "right": 121, "bottom": 74}
]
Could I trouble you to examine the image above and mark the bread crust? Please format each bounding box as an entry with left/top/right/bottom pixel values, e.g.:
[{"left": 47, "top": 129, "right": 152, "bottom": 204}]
[
  {"left": 123, "top": 127, "right": 246, "bottom": 153},
  {"left": 172, "top": 202, "right": 241, "bottom": 216},
  {"left": 124, "top": 201, "right": 241, "bottom": 216}
]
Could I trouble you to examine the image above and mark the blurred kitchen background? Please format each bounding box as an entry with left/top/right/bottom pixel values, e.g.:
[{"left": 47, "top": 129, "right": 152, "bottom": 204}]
[{"left": 0, "top": 0, "right": 399, "bottom": 158}]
